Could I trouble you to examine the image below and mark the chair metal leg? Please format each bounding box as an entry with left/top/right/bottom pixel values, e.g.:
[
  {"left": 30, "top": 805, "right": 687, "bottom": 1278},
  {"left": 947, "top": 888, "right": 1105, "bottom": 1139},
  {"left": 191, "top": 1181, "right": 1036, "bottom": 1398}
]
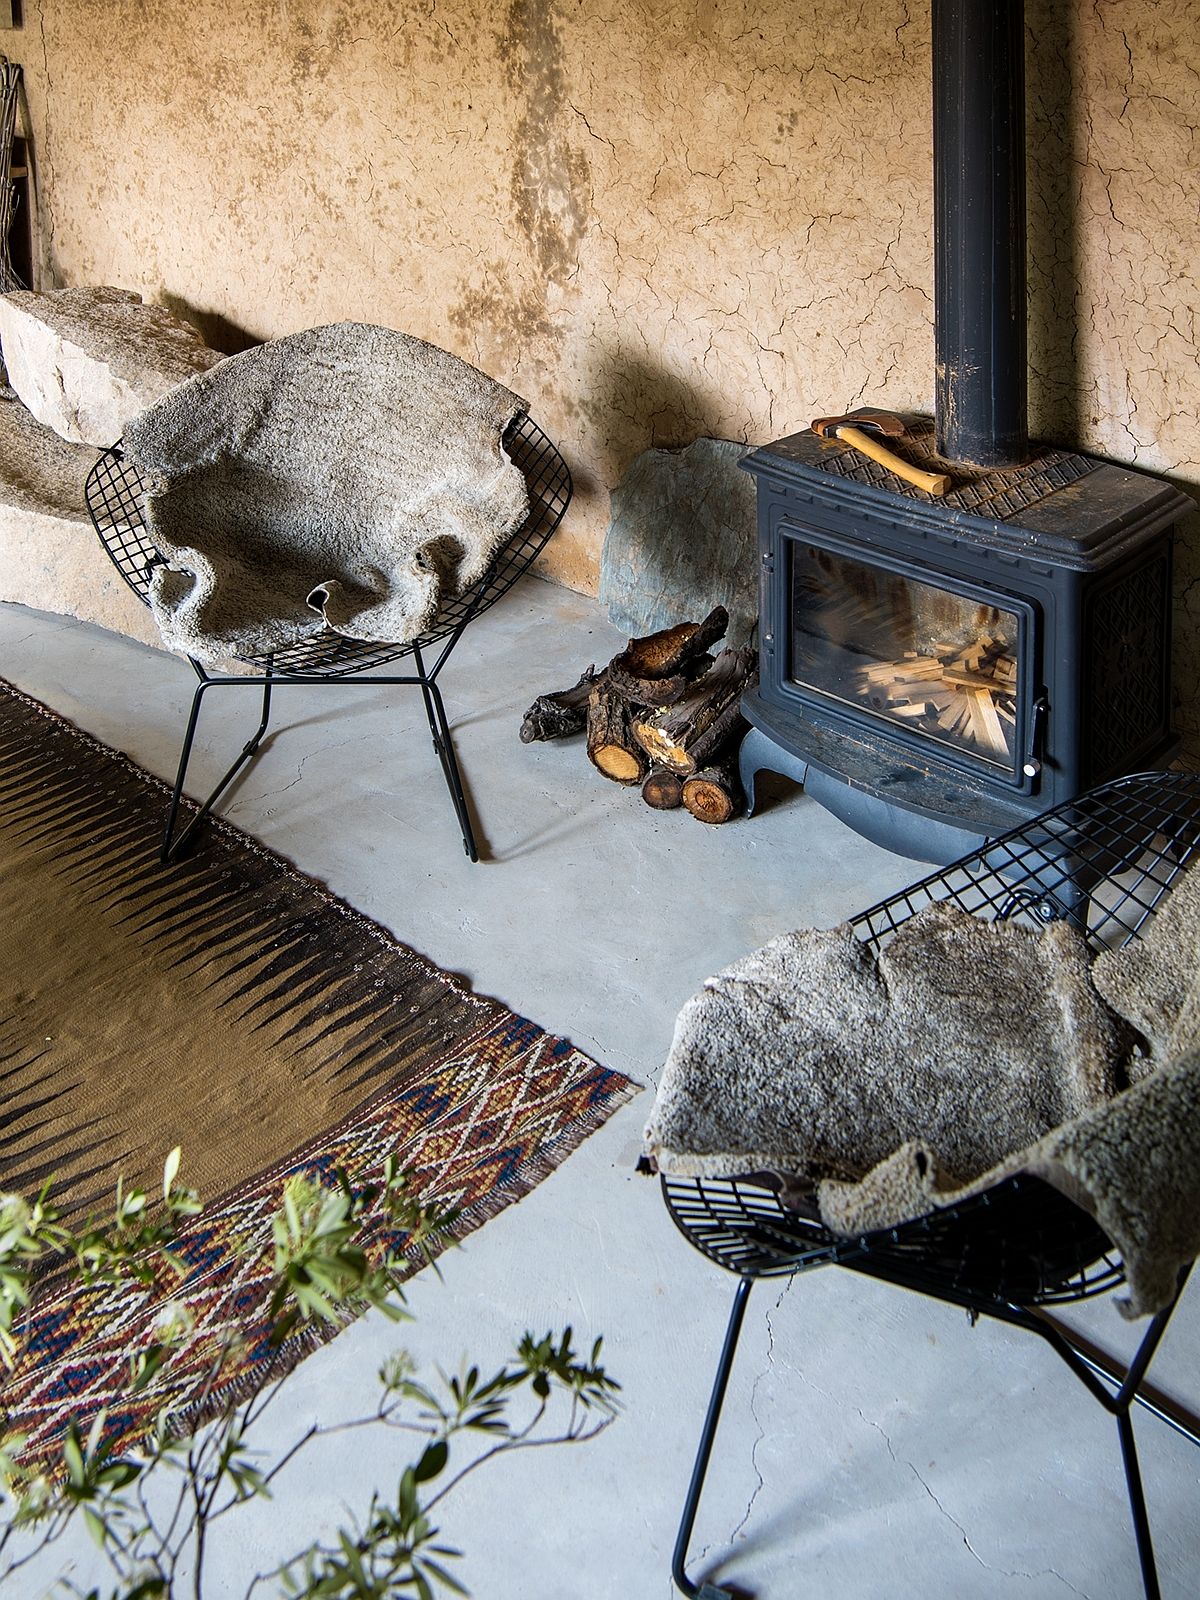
[
  {"left": 1117, "top": 1408, "right": 1161, "bottom": 1600},
  {"left": 672, "top": 1276, "right": 754, "bottom": 1600},
  {"left": 669, "top": 1274, "right": 1194, "bottom": 1600},
  {"left": 1109, "top": 1289, "right": 1186, "bottom": 1600},
  {"left": 160, "top": 656, "right": 483, "bottom": 865},
  {"left": 162, "top": 672, "right": 274, "bottom": 863},
  {"left": 1022, "top": 1268, "right": 1192, "bottom": 1600},
  {"left": 1033, "top": 1312, "right": 1200, "bottom": 1451},
  {"left": 415, "top": 665, "right": 478, "bottom": 861}
]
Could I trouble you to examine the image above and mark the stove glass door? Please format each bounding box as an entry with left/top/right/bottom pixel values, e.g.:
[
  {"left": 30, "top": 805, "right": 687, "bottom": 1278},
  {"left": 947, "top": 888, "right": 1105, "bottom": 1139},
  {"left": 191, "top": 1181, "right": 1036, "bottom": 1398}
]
[{"left": 789, "top": 541, "right": 1022, "bottom": 773}]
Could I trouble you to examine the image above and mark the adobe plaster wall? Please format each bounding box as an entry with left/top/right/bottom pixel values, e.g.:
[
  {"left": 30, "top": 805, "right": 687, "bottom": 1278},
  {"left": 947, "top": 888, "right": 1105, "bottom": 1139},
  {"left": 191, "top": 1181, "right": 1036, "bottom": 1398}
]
[{"left": 7, "top": 0, "right": 1200, "bottom": 740}]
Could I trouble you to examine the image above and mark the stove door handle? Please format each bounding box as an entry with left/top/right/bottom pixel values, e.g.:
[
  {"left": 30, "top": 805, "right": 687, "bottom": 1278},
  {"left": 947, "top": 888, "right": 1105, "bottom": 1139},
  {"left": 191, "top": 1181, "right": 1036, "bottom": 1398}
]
[{"left": 1023, "top": 693, "right": 1048, "bottom": 779}]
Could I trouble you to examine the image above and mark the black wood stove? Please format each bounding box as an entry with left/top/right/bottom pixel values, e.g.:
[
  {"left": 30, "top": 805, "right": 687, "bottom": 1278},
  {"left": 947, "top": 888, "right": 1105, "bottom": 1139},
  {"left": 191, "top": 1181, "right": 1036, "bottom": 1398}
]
[
  {"left": 739, "top": 425, "right": 1189, "bottom": 861},
  {"left": 738, "top": 0, "right": 1194, "bottom": 863}
]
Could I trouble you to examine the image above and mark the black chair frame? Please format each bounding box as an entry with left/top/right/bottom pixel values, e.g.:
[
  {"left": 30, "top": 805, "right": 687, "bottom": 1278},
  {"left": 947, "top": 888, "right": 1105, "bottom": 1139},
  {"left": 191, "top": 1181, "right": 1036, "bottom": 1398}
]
[
  {"left": 663, "top": 771, "right": 1200, "bottom": 1600},
  {"left": 84, "top": 414, "right": 571, "bottom": 864}
]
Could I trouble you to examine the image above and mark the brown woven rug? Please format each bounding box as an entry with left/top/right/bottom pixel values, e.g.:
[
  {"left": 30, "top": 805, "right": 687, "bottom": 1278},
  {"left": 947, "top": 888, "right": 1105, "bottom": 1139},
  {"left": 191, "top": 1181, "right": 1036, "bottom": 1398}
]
[{"left": 0, "top": 677, "right": 638, "bottom": 1460}]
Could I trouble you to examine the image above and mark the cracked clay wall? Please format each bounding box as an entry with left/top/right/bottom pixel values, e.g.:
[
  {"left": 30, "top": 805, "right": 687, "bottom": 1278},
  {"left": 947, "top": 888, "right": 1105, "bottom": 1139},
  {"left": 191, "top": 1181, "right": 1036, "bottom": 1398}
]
[{"left": 10, "top": 1, "right": 1200, "bottom": 744}]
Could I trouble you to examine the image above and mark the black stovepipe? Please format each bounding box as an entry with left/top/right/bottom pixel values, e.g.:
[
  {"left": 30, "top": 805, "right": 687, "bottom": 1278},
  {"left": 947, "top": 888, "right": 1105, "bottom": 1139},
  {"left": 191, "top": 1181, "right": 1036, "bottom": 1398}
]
[{"left": 933, "top": 0, "right": 1029, "bottom": 467}]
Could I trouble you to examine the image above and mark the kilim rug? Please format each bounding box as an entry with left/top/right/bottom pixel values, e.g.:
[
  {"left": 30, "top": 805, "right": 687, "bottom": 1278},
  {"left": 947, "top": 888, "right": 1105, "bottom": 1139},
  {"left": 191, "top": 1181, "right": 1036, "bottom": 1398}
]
[{"left": 0, "top": 677, "right": 638, "bottom": 1463}]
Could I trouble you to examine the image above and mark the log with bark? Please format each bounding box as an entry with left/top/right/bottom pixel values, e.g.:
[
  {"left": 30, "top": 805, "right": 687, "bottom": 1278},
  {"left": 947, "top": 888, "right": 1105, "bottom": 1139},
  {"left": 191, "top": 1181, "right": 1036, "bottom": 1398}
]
[
  {"left": 606, "top": 606, "right": 729, "bottom": 706},
  {"left": 586, "top": 682, "right": 647, "bottom": 784},
  {"left": 613, "top": 606, "right": 728, "bottom": 682},
  {"left": 681, "top": 758, "right": 744, "bottom": 824},
  {"left": 642, "top": 766, "right": 684, "bottom": 810},
  {"left": 632, "top": 646, "right": 756, "bottom": 776},
  {"left": 519, "top": 666, "right": 602, "bottom": 743},
  {"left": 521, "top": 608, "right": 756, "bottom": 823}
]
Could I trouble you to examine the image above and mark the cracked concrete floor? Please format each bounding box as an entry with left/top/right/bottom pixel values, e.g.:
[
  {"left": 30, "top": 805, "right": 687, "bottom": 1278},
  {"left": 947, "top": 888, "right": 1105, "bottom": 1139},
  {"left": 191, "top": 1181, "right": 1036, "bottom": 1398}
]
[{"left": 2, "top": 581, "right": 1199, "bottom": 1600}]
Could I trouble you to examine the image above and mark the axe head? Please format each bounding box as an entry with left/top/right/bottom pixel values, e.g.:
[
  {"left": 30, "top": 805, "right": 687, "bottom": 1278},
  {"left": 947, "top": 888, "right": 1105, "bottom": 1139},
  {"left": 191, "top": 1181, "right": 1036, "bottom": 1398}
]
[{"left": 811, "top": 409, "right": 908, "bottom": 439}]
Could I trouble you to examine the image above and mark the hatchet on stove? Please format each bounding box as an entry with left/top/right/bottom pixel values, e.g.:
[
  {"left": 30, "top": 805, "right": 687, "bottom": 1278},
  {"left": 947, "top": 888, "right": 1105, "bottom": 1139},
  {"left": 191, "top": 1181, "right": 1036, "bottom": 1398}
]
[{"left": 810, "top": 410, "right": 952, "bottom": 497}]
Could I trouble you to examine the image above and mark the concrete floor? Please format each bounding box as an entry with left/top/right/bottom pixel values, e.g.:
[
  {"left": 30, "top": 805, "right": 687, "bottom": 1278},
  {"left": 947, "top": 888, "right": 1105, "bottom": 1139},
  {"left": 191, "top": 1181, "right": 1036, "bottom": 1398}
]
[{"left": 3, "top": 584, "right": 1199, "bottom": 1600}]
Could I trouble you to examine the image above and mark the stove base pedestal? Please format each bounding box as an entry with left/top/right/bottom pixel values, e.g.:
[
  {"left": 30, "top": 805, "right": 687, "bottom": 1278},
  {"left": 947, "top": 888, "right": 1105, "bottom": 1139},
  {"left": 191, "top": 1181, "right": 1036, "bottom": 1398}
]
[{"left": 739, "top": 724, "right": 989, "bottom": 865}]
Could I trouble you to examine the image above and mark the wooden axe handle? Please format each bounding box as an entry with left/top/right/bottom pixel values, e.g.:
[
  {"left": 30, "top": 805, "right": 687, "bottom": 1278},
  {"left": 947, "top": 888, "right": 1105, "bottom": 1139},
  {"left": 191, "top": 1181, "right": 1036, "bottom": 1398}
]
[{"left": 834, "top": 425, "right": 951, "bottom": 497}]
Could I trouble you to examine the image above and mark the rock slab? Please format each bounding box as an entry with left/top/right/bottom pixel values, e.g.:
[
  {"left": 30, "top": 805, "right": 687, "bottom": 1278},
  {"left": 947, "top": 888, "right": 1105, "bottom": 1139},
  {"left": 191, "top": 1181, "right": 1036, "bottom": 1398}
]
[
  {"left": 0, "top": 389, "right": 163, "bottom": 650},
  {"left": 599, "top": 438, "right": 758, "bottom": 649},
  {"left": 0, "top": 285, "right": 224, "bottom": 446}
]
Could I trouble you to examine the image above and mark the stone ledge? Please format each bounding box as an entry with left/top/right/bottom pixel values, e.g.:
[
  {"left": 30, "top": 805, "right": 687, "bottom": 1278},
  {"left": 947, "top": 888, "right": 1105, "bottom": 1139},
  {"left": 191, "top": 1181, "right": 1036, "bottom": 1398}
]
[
  {"left": 0, "top": 392, "right": 166, "bottom": 652},
  {"left": 0, "top": 286, "right": 224, "bottom": 447}
]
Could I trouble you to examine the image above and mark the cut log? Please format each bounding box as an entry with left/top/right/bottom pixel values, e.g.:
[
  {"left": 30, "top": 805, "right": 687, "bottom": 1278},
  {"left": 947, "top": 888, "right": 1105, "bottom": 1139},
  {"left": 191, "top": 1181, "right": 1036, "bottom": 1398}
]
[
  {"left": 642, "top": 766, "right": 684, "bottom": 809},
  {"left": 519, "top": 666, "right": 602, "bottom": 743},
  {"left": 616, "top": 606, "right": 729, "bottom": 681},
  {"left": 941, "top": 666, "right": 1010, "bottom": 692},
  {"left": 632, "top": 647, "right": 756, "bottom": 776},
  {"left": 687, "top": 694, "right": 752, "bottom": 774},
  {"left": 682, "top": 758, "right": 744, "bottom": 824},
  {"left": 587, "top": 683, "right": 647, "bottom": 784},
  {"left": 607, "top": 652, "right": 715, "bottom": 709},
  {"left": 854, "top": 638, "right": 1022, "bottom": 762},
  {"left": 966, "top": 687, "right": 1010, "bottom": 756}
]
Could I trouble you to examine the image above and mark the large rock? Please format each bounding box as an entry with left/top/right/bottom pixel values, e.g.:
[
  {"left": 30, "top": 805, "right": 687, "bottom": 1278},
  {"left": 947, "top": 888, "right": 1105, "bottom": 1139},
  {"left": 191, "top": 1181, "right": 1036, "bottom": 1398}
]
[
  {"left": 0, "top": 285, "right": 224, "bottom": 447},
  {"left": 599, "top": 437, "right": 758, "bottom": 648},
  {"left": 0, "top": 389, "right": 164, "bottom": 649}
]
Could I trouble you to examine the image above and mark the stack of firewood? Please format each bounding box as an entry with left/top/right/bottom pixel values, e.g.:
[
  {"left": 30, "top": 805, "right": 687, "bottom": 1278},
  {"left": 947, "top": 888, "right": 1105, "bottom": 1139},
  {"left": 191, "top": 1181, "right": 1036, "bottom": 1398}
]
[
  {"left": 520, "top": 607, "right": 757, "bottom": 823},
  {"left": 855, "top": 635, "right": 1017, "bottom": 758}
]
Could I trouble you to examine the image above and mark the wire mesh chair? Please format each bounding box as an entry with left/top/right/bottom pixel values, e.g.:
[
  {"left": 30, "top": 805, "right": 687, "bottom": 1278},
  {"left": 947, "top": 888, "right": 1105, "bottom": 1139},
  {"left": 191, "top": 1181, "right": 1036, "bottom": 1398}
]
[
  {"left": 84, "top": 414, "right": 571, "bottom": 864},
  {"left": 662, "top": 770, "right": 1200, "bottom": 1600}
]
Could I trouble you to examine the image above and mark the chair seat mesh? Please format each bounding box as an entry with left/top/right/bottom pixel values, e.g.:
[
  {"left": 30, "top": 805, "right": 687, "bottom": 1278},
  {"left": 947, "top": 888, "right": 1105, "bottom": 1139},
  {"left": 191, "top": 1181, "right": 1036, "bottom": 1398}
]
[{"left": 663, "top": 772, "right": 1200, "bottom": 1310}]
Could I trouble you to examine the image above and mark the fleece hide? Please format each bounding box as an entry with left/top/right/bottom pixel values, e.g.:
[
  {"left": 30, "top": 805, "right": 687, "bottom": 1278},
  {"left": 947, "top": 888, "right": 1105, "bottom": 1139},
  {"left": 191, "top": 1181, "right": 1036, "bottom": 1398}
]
[
  {"left": 1091, "top": 855, "right": 1200, "bottom": 1064},
  {"left": 123, "top": 323, "right": 530, "bottom": 663},
  {"left": 647, "top": 875, "right": 1200, "bottom": 1316},
  {"left": 817, "top": 1042, "right": 1200, "bottom": 1318},
  {"left": 644, "top": 902, "right": 1120, "bottom": 1187}
]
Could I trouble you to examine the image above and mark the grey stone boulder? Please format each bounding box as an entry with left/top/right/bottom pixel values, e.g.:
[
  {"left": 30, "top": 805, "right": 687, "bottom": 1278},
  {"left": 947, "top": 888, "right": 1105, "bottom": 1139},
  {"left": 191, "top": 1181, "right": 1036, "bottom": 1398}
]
[
  {"left": 0, "top": 285, "right": 224, "bottom": 447},
  {"left": 599, "top": 437, "right": 758, "bottom": 648}
]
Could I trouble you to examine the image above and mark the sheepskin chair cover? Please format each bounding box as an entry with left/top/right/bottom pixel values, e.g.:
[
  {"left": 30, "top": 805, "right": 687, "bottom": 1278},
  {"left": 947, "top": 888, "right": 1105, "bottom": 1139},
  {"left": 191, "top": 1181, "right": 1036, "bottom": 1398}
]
[
  {"left": 647, "top": 875, "right": 1200, "bottom": 1316},
  {"left": 816, "top": 1040, "right": 1200, "bottom": 1319},
  {"left": 1091, "top": 851, "right": 1200, "bottom": 1067},
  {"left": 122, "top": 323, "right": 530, "bottom": 662},
  {"left": 644, "top": 902, "right": 1122, "bottom": 1188}
]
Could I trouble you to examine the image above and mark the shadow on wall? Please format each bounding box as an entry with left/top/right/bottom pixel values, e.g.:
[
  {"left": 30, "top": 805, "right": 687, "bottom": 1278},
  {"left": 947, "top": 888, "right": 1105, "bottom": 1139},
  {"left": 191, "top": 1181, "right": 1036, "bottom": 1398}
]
[
  {"left": 584, "top": 348, "right": 743, "bottom": 490},
  {"left": 159, "top": 291, "right": 260, "bottom": 357}
]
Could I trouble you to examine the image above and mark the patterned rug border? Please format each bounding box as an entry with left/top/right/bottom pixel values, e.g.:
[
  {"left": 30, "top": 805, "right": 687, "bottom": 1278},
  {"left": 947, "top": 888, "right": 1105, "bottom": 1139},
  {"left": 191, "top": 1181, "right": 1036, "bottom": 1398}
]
[
  {"left": 173, "top": 1055, "right": 638, "bottom": 1438},
  {"left": 0, "top": 676, "right": 642, "bottom": 1466}
]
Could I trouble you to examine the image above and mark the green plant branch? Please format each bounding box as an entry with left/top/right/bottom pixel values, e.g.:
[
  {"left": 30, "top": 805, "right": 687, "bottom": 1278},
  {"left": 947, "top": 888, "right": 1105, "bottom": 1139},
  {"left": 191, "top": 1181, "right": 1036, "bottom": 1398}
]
[
  {"left": 2, "top": 1156, "right": 619, "bottom": 1600},
  {"left": 423, "top": 1405, "right": 613, "bottom": 1517}
]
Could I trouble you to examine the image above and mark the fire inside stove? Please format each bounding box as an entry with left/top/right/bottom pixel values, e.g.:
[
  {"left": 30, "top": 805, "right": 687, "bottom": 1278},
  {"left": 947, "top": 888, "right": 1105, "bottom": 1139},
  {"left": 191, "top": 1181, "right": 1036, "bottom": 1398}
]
[{"left": 790, "top": 545, "right": 1021, "bottom": 772}]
